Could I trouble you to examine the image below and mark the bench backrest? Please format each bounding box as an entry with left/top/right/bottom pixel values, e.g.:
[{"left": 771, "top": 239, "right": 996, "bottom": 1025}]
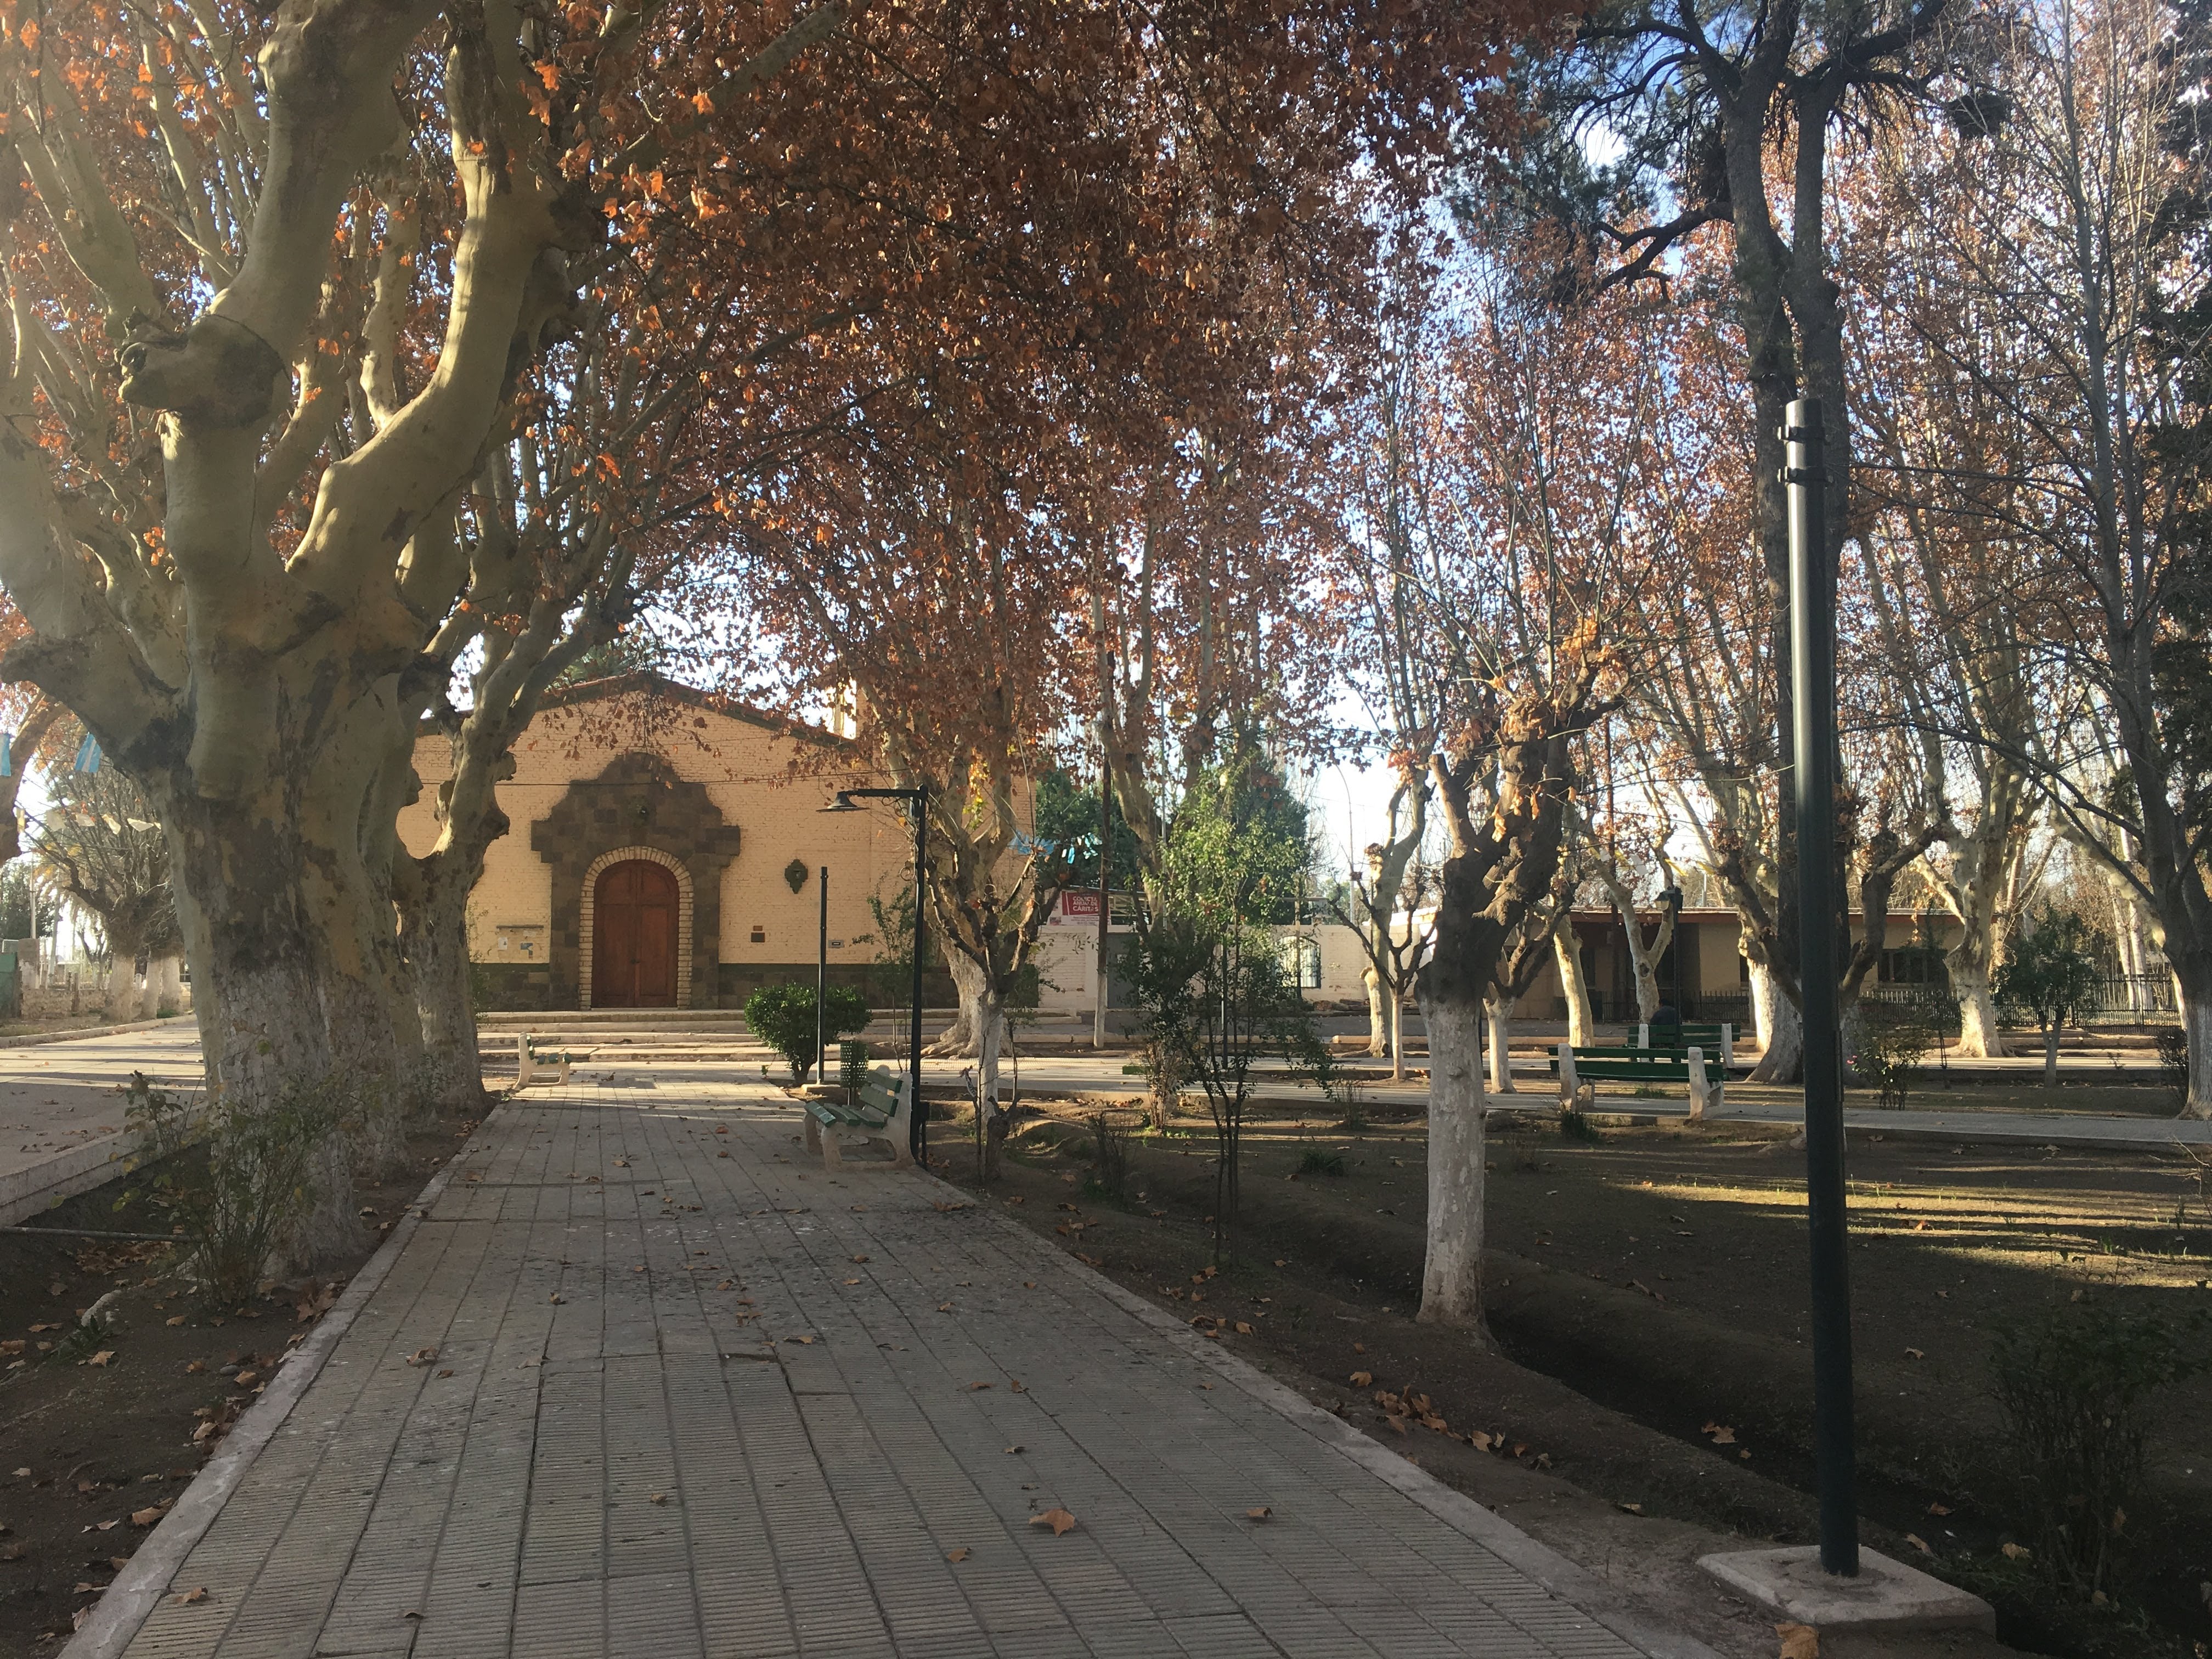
[{"left": 854, "top": 1067, "right": 907, "bottom": 1119}]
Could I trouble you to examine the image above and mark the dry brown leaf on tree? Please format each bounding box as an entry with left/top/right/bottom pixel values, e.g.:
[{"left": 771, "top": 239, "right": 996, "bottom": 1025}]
[
  {"left": 1776, "top": 1623, "right": 1818, "bottom": 1659},
  {"left": 1029, "top": 1508, "right": 1078, "bottom": 1536}
]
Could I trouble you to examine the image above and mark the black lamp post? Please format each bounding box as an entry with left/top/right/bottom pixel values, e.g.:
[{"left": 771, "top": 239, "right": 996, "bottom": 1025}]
[
  {"left": 822, "top": 785, "right": 929, "bottom": 1163},
  {"left": 1786, "top": 397, "right": 1859, "bottom": 1577}
]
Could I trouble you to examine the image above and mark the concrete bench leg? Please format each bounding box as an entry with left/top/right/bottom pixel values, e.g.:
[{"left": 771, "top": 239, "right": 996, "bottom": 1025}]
[
  {"left": 804, "top": 1116, "right": 822, "bottom": 1156},
  {"left": 819, "top": 1127, "right": 845, "bottom": 1171},
  {"left": 555, "top": 1056, "right": 572, "bottom": 1086},
  {"left": 887, "top": 1079, "right": 915, "bottom": 1169},
  {"left": 518, "top": 1039, "right": 538, "bottom": 1087},
  {"left": 1686, "top": 1047, "right": 1717, "bottom": 1122},
  {"left": 1556, "top": 1043, "right": 1578, "bottom": 1107}
]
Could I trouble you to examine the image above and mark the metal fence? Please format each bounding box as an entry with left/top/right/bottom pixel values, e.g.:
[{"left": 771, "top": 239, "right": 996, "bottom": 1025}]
[{"left": 1862, "top": 973, "right": 2175, "bottom": 1023}]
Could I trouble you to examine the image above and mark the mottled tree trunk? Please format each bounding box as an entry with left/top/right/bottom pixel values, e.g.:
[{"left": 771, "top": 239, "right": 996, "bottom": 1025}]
[
  {"left": 1419, "top": 995, "right": 1487, "bottom": 1332},
  {"left": 400, "top": 851, "right": 490, "bottom": 1115},
  {"left": 1553, "top": 922, "right": 1594, "bottom": 1047}
]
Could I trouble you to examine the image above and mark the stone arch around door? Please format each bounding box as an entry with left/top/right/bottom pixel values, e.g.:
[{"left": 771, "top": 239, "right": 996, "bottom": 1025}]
[
  {"left": 582, "top": 848, "right": 691, "bottom": 1008},
  {"left": 531, "top": 752, "right": 743, "bottom": 1008}
]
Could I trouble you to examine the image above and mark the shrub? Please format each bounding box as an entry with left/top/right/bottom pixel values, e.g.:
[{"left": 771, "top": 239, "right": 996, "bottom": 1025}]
[
  {"left": 746, "top": 982, "right": 872, "bottom": 1083},
  {"left": 1086, "top": 1109, "right": 1135, "bottom": 1202},
  {"left": 1558, "top": 1105, "right": 1602, "bottom": 1142},
  {"left": 1849, "top": 1015, "right": 1926, "bottom": 1109},
  {"left": 166, "top": 1078, "right": 349, "bottom": 1302},
  {"left": 1296, "top": 1146, "right": 1347, "bottom": 1177},
  {"left": 1988, "top": 1300, "right": 2208, "bottom": 1599}
]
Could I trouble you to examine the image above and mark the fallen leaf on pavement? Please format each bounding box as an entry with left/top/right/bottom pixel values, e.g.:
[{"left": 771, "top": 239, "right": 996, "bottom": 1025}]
[
  {"left": 968, "top": 1381, "right": 993, "bottom": 1391},
  {"left": 1928, "top": 1502, "right": 1953, "bottom": 1516},
  {"left": 1029, "top": 1509, "right": 1077, "bottom": 1536},
  {"left": 945, "top": 1547, "right": 970, "bottom": 1562},
  {"left": 1776, "top": 1623, "right": 1818, "bottom": 1659},
  {"left": 1617, "top": 1503, "right": 1644, "bottom": 1516},
  {"left": 1003, "top": 1445, "right": 1024, "bottom": 1454},
  {"left": 174, "top": 1587, "right": 207, "bottom": 1605},
  {"left": 936, "top": 1303, "right": 953, "bottom": 1313},
  {"left": 2001, "top": 1542, "right": 2030, "bottom": 1561},
  {"left": 648, "top": 1494, "right": 668, "bottom": 1505},
  {"left": 1233, "top": 1322, "right": 1255, "bottom": 1335},
  {"left": 932, "top": 1201, "right": 971, "bottom": 1212},
  {"left": 404, "top": 1347, "right": 438, "bottom": 1367},
  {"left": 87, "top": 1351, "right": 115, "bottom": 1367},
  {"left": 1009, "top": 1380, "right": 1027, "bottom": 1392},
  {"left": 1905, "top": 1347, "right": 1925, "bottom": 1360},
  {"left": 164, "top": 1317, "right": 185, "bottom": 1328},
  {"left": 1245, "top": 1506, "right": 1271, "bottom": 1521},
  {"left": 1702, "top": 1422, "right": 1736, "bottom": 1445},
  {"left": 131, "top": 1504, "right": 169, "bottom": 1527},
  {"left": 850, "top": 1255, "right": 870, "bottom": 1263},
  {"left": 1350, "top": 1370, "right": 1373, "bottom": 1387},
  {"left": 1905, "top": 1534, "right": 1932, "bottom": 1554}
]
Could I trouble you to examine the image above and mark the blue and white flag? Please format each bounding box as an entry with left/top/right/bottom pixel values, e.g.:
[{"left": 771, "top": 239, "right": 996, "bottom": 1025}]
[
  {"left": 1, "top": 731, "right": 12, "bottom": 779},
  {"left": 72, "top": 733, "right": 100, "bottom": 775}
]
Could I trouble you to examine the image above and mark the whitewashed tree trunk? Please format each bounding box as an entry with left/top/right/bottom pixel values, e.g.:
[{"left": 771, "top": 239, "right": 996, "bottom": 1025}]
[
  {"left": 107, "top": 953, "right": 137, "bottom": 1019},
  {"left": 1364, "top": 964, "right": 1389, "bottom": 1057},
  {"left": 1953, "top": 960, "right": 2006, "bottom": 1058},
  {"left": 930, "top": 951, "right": 989, "bottom": 1057},
  {"left": 1747, "top": 957, "right": 1804, "bottom": 1083},
  {"left": 1553, "top": 922, "right": 1594, "bottom": 1047},
  {"left": 1419, "top": 995, "right": 1487, "bottom": 1332},
  {"left": 1389, "top": 992, "right": 1408, "bottom": 1083},
  {"left": 155, "top": 954, "right": 183, "bottom": 1013},
  {"left": 1485, "top": 996, "right": 1514, "bottom": 1093}
]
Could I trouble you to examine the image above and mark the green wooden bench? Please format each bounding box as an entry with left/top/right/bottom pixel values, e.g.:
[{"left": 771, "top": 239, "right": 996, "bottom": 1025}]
[
  {"left": 517, "top": 1033, "right": 580, "bottom": 1087},
  {"left": 1636, "top": 1022, "right": 1734, "bottom": 1065},
  {"left": 1552, "top": 1042, "right": 1723, "bottom": 1118},
  {"left": 803, "top": 1065, "right": 914, "bottom": 1170}
]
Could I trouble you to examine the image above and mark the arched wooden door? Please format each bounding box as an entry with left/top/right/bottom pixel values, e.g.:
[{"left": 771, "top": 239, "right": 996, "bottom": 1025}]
[{"left": 592, "top": 860, "right": 680, "bottom": 1007}]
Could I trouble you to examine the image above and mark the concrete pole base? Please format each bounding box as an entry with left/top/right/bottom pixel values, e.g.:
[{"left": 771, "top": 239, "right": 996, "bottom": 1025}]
[{"left": 1700, "top": 1545, "right": 1996, "bottom": 1634}]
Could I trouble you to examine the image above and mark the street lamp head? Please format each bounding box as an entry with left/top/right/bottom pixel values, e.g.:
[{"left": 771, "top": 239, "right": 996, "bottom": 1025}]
[
  {"left": 821, "top": 792, "right": 863, "bottom": 813},
  {"left": 1660, "top": 884, "right": 1685, "bottom": 912}
]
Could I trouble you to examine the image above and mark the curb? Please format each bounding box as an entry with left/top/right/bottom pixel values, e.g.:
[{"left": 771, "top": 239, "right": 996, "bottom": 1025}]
[
  {"left": 0, "top": 1015, "right": 196, "bottom": 1051},
  {"left": 915, "top": 1164, "right": 1725, "bottom": 1659},
  {"left": 0, "top": 1136, "right": 131, "bottom": 1227},
  {"left": 62, "top": 1128, "right": 477, "bottom": 1659}
]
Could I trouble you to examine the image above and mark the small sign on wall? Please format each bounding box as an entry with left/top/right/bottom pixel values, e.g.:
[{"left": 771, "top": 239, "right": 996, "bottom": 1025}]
[{"left": 492, "top": 924, "right": 547, "bottom": 960}]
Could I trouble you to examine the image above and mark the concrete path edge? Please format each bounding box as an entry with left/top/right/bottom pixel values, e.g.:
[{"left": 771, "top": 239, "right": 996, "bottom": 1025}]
[
  {"left": 917, "top": 1164, "right": 1729, "bottom": 1659},
  {"left": 61, "top": 1126, "right": 473, "bottom": 1659}
]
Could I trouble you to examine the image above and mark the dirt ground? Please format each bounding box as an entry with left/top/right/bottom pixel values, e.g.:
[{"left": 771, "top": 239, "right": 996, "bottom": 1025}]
[
  {"left": 930, "top": 1096, "right": 2211, "bottom": 1659},
  {"left": 0, "top": 1122, "right": 465, "bottom": 1655}
]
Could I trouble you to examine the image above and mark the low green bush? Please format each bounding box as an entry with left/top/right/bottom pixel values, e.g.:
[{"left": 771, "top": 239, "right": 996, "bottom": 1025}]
[{"left": 746, "top": 983, "right": 872, "bottom": 1083}]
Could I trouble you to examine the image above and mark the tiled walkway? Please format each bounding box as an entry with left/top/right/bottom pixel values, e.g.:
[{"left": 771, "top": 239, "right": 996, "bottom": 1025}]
[{"left": 109, "top": 1079, "right": 1689, "bottom": 1658}]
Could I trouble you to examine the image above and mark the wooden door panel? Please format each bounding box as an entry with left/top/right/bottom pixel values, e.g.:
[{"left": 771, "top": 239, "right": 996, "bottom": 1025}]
[{"left": 592, "top": 860, "right": 680, "bottom": 1007}]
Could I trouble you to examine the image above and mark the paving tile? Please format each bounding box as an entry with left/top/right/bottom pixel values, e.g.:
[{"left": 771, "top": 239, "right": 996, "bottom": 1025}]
[{"left": 112, "top": 1079, "right": 1670, "bottom": 1659}]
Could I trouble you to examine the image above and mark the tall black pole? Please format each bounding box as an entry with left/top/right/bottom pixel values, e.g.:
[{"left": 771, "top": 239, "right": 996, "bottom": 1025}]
[
  {"left": 815, "top": 865, "right": 829, "bottom": 1087},
  {"left": 1787, "top": 397, "right": 1859, "bottom": 1576},
  {"left": 910, "top": 786, "right": 928, "bottom": 1165}
]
